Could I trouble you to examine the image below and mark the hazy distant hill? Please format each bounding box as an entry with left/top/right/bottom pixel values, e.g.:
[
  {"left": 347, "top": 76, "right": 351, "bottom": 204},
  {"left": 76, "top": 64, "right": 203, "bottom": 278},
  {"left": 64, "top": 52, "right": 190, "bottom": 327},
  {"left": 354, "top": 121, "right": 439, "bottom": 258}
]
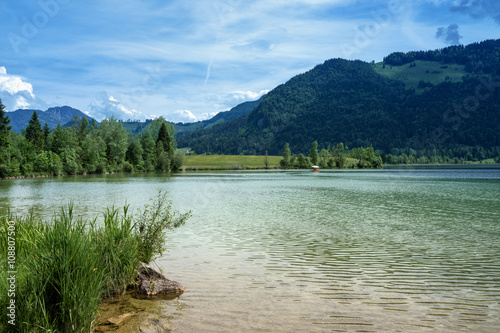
[
  {"left": 178, "top": 39, "right": 500, "bottom": 157},
  {"left": 114, "top": 97, "right": 263, "bottom": 135},
  {"left": 7, "top": 106, "right": 95, "bottom": 133},
  {"left": 175, "top": 96, "right": 264, "bottom": 134}
]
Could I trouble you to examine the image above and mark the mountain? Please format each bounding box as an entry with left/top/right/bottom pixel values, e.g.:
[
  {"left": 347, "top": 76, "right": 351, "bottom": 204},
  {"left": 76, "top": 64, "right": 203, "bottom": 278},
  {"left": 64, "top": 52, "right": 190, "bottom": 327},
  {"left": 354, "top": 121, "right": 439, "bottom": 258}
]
[
  {"left": 174, "top": 96, "right": 264, "bottom": 135},
  {"left": 7, "top": 106, "right": 95, "bottom": 133},
  {"left": 101, "top": 97, "right": 263, "bottom": 136},
  {"left": 178, "top": 39, "right": 500, "bottom": 158}
]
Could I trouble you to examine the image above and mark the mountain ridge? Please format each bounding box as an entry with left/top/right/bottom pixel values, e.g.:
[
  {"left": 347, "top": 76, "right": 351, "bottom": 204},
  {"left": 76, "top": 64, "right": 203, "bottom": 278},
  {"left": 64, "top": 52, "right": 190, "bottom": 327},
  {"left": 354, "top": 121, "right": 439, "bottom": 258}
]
[
  {"left": 178, "top": 39, "right": 500, "bottom": 159},
  {"left": 7, "top": 106, "right": 95, "bottom": 133}
]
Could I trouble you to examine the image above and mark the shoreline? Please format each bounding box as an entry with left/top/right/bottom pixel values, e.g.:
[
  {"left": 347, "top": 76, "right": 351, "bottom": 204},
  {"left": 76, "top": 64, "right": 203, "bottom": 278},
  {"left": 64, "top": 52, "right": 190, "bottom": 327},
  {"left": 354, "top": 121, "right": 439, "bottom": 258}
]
[{"left": 2, "top": 162, "right": 499, "bottom": 181}]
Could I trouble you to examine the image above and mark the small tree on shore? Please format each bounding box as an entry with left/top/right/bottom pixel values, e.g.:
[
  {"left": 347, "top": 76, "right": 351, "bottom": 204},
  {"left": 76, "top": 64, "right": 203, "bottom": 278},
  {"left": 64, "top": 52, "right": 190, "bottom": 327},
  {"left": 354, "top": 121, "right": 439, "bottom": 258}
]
[
  {"left": 280, "top": 143, "right": 291, "bottom": 169},
  {"left": 296, "top": 153, "right": 309, "bottom": 169},
  {"left": 309, "top": 140, "right": 318, "bottom": 166}
]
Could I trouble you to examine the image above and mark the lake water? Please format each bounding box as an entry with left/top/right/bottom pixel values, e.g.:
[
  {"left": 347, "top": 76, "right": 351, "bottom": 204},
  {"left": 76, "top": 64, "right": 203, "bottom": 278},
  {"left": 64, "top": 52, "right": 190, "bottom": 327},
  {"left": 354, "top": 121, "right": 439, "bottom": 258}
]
[{"left": 1, "top": 168, "right": 500, "bottom": 332}]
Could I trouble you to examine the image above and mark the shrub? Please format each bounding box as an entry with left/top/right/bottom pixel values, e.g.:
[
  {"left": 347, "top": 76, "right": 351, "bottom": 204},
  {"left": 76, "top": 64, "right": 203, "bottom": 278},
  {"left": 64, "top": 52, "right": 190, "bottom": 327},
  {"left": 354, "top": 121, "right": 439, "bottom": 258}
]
[
  {"left": 170, "top": 153, "right": 183, "bottom": 172},
  {"left": 135, "top": 190, "right": 191, "bottom": 263}
]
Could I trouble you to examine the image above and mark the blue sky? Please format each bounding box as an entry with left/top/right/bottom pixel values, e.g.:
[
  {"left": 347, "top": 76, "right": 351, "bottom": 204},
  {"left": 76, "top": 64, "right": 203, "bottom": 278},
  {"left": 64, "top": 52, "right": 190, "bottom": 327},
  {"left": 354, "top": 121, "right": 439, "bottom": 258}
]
[{"left": 1, "top": 0, "right": 499, "bottom": 122}]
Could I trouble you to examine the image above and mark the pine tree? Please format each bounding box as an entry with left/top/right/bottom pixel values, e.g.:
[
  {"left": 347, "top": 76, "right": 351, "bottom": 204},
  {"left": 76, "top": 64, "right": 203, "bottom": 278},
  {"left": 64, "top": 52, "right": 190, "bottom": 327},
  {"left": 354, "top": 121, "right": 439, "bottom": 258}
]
[
  {"left": 25, "top": 111, "right": 44, "bottom": 152},
  {"left": 0, "top": 99, "right": 12, "bottom": 165},
  {"left": 157, "top": 122, "right": 174, "bottom": 158},
  {"left": 43, "top": 122, "right": 50, "bottom": 148},
  {"left": 0, "top": 99, "right": 12, "bottom": 150}
]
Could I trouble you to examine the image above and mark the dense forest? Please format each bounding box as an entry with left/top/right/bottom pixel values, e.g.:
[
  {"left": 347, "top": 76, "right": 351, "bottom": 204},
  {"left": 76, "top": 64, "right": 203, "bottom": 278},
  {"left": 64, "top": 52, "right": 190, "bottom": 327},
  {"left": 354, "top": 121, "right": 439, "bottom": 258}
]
[
  {"left": 0, "top": 100, "right": 181, "bottom": 178},
  {"left": 178, "top": 39, "right": 500, "bottom": 162}
]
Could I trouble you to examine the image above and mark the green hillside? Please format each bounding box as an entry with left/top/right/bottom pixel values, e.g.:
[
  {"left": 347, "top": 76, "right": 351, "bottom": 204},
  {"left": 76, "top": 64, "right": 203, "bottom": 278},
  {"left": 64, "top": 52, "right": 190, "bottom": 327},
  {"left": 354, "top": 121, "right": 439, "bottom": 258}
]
[{"left": 178, "top": 39, "right": 500, "bottom": 160}]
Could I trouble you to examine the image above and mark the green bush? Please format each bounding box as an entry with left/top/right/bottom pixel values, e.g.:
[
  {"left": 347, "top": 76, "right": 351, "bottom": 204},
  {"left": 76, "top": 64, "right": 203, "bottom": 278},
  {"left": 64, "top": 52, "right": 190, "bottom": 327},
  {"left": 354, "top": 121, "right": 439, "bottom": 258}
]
[
  {"left": 170, "top": 153, "right": 184, "bottom": 172},
  {"left": 135, "top": 190, "right": 191, "bottom": 263}
]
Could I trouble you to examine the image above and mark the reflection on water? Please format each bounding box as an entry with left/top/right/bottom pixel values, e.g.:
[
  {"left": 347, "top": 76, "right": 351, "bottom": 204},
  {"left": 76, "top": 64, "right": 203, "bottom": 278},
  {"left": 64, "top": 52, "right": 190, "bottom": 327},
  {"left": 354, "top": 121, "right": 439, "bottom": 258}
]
[{"left": 1, "top": 169, "right": 500, "bottom": 332}]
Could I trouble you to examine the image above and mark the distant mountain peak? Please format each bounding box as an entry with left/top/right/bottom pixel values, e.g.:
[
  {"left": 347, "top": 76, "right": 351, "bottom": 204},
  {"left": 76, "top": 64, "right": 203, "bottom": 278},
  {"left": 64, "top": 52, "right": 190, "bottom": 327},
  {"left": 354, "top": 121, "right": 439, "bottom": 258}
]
[{"left": 7, "top": 106, "right": 95, "bottom": 133}]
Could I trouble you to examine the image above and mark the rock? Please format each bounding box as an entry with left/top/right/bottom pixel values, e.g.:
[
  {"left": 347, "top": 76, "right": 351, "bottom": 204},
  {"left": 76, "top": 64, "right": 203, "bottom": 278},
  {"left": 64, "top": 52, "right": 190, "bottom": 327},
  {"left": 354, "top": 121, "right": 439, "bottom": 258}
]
[
  {"left": 136, "top": 262, "right": 185, "bottom": 297},
  {"left": 106, "top": 312, "right": 136, "bottom": 326}
]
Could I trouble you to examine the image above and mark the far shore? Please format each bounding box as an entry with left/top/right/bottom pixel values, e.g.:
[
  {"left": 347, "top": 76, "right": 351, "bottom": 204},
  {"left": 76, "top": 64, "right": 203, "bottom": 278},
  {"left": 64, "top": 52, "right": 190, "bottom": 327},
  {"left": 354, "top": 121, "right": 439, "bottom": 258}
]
[{"left": 2, "top": 155, "right": 498, "bottom": 180}]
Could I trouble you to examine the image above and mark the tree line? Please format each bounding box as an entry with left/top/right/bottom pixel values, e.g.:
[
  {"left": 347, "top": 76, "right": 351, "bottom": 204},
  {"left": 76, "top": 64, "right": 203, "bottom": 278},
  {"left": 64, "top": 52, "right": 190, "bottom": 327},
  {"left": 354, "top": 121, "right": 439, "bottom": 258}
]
[
  {"left": 0, "top": 100, "right": 182, "bottom": 178},
  {"left": 279, "top": 141, "right": 383, "bottom": 169}
]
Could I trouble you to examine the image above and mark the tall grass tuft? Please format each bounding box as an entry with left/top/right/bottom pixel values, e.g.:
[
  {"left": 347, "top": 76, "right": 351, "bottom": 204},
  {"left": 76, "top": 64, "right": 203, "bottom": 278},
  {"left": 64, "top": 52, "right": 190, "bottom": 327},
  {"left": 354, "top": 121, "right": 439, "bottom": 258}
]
[
  {"left": 91, "top": 205, "right": 139, "bottom": 297},
  {"left": 0, "top": 190, "right": 188, "bottom": 332}
]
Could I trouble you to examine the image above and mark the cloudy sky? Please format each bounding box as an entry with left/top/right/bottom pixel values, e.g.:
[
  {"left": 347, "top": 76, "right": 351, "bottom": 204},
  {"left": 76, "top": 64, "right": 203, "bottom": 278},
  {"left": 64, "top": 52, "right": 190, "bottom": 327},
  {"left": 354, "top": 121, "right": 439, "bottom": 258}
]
[{"left": 1, "top": 0, "right": 499, "bottom": 122}]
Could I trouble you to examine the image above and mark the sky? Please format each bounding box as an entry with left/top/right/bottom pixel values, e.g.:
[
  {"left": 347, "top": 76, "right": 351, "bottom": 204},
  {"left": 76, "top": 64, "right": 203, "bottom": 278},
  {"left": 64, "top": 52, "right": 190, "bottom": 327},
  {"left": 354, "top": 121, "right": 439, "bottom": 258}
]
[{"left": 0, "top": 0, "right": 499, "bottom": 123}]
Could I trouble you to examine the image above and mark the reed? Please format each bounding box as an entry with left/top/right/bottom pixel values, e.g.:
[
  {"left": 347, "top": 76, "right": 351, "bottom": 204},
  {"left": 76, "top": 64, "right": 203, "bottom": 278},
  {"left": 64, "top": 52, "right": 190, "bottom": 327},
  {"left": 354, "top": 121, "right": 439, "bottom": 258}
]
[{"left": 0, "top": 191, "right": 188, "bottom": 332}]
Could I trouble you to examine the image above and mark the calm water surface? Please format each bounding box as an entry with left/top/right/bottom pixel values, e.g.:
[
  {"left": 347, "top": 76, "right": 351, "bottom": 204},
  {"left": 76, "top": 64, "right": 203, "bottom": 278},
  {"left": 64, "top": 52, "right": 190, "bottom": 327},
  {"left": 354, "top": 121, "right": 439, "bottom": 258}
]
[{"left": 1, "top": 168, "right": 499, "bottom": 332}]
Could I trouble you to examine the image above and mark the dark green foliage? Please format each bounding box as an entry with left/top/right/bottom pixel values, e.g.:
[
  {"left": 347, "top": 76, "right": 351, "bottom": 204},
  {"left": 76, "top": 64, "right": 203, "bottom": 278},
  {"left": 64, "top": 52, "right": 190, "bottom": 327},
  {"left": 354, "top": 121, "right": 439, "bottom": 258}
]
[
  {"left": 0, "top": 100, "right": 12, "bottom": 165},
  {"left": 333, "top": 142, "right": 346, "bottom": 168},
  {"left": 383, "top": 39, "right": 500, "bottom": 75},
  {"left": 157, "top": 122, "right": 174, "bottom": 157},
  {"left": 126, "top": 137, "right": 144, "bottom": 170},
  {"left": 309, "top": 141, "right": 318, "bottom": 166},
  {"left": 99, "top": 118, "right": 129, "bottom": 171},
  {"left": 178, "top": 39, "right": 500, "bottom": 160},
  {"left": 295, "top": 154, "right": 310, "bottom": 169},
  {"left": 0, "top": 113, "right": 182, "bottom": 178},
  {"left": 25, "top": 111, "right": 44, "bottom": 152}
]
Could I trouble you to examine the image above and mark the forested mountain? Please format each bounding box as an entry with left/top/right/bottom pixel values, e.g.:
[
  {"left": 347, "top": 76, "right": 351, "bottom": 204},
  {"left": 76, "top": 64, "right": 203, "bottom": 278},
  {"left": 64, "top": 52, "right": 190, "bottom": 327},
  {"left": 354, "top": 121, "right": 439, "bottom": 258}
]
[
  {"left": 178, "top": 39, "right": 500, "bottom": 159},
  {"left": 7, "top": 106, "right": 95, "bottom": 133}
]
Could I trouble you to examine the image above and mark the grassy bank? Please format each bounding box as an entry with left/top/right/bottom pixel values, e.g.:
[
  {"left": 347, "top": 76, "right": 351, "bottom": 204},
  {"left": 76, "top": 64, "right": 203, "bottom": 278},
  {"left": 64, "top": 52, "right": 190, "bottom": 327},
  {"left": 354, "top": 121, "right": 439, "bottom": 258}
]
[{"left": 0, "top": 191, "right": 190, "bottom": 332}]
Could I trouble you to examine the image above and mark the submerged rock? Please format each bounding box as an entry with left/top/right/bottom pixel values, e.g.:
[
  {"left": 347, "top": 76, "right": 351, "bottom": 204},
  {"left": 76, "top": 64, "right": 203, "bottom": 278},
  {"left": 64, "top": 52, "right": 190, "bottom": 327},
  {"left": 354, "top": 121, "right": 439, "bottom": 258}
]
[{"left": 136, "top": 262, "right": 185, "bottom": 297}]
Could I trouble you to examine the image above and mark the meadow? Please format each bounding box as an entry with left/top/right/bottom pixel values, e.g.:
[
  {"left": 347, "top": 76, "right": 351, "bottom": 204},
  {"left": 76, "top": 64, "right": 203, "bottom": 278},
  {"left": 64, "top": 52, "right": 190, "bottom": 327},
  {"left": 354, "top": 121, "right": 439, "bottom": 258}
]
[
  {"left": 183, "top": 154, "right": 282, "bottom": 170},
  {"left": 182, "top": 154, "right": 360, "bottom": 170},
  {"left": 372, "top": 60, "right": 467, "bottom": 90}
]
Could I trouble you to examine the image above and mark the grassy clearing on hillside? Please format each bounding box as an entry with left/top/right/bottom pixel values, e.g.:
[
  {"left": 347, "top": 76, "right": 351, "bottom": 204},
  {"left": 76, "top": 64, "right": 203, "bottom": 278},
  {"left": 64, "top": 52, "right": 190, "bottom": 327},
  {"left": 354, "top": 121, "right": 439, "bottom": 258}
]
[{"left": 372, "top": 60, "right": 467, "bottom": 90}]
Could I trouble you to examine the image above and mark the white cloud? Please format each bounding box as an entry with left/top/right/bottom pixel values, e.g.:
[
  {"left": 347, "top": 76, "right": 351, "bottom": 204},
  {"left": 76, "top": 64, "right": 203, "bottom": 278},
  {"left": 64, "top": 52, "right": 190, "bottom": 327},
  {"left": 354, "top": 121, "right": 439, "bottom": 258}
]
[
  {"left": 200, "top": 111, "right": 220, "bottom": 120},
  {"left": 88, "top": 91, "right": 146, "bottom": 121},
  {"left": 0, "top": 66, "right": 44, "bottom": 110},
  {"left": 167, "top": 109, "right": 199, "bottom": 123},
  {"left": 224, "top": 90, "right": 269, "bottom": 105}
]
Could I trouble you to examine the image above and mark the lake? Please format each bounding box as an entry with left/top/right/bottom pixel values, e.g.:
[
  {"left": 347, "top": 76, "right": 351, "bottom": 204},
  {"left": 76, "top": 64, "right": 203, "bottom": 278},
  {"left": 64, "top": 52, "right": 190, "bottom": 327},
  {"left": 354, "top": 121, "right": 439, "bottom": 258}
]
[{"left": 1, "top": 168, "right": 499, "bottom": 332}]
